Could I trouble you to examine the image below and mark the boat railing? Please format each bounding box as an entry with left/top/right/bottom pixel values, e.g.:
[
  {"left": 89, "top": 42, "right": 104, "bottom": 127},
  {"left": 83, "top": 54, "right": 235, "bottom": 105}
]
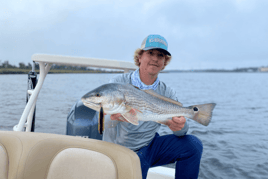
[{"left": 13, "top": 54, "right": 137, "bottom": 132}]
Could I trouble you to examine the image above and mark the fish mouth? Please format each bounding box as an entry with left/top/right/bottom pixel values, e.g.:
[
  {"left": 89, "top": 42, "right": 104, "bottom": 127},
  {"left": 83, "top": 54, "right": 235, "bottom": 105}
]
[{"left": 81, "top": 98, "right": 100, "bottom": 108}]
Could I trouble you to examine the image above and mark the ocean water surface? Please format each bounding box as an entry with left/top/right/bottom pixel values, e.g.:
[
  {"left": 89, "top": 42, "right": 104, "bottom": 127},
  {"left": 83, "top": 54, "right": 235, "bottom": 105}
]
[{"left": 0, "top": 72, "right": 267, "bottom": 179}]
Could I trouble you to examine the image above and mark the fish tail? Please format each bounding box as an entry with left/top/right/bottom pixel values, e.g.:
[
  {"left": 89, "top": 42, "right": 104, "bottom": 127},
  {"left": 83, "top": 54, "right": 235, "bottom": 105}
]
[{"left": 190, "top": 103, "right": 216, "bottom": 126}]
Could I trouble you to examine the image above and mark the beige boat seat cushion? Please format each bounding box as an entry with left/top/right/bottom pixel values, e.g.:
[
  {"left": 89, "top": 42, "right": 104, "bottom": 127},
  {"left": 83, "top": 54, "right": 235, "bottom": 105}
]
[
  {"left": 47, "top": 148, "right": 116, "bottom": 179},
  {"left": 0, "top": 144, "right": 8, "bottom": 179},
  {"left": 0, "top": 131, "right": 142, "bottom": 179}
]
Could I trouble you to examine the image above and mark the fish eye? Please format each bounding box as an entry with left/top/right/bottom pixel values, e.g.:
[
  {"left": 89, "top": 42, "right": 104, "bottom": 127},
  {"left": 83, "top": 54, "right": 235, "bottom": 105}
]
[{"left": 96, "top": 93, "right": 101, "bottom": 97}]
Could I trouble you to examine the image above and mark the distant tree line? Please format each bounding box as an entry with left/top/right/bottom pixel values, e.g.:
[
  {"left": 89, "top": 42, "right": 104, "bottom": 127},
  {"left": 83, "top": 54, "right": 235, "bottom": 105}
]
[
  {"left": 0, "top": 60, "right": 122, "bottom": 73},
  {"left": 0, "top": 60, "right": 33, "bottom": 69},
  {"left": 49, "top": 64, "right": 98, "bottom": 71},
  {"left": 202, "top": 67, "right": 259, "bottom": 72}
]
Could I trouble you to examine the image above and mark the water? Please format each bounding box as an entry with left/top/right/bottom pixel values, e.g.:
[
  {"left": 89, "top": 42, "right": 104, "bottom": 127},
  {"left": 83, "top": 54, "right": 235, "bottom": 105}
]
[{"left": 0, "top": 72, "right": 268, "bottom": 179}]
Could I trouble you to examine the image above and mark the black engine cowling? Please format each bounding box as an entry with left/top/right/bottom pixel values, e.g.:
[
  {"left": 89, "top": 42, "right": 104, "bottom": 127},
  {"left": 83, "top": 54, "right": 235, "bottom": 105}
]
[{"left": 66, "top": 100, "right": 102, "bottom": 140}]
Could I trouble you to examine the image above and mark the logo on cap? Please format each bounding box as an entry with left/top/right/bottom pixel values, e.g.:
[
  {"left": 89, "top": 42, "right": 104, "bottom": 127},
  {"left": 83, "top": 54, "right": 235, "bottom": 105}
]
[{"left": 149, "top": 38, "right": 167, "bottom": 47}]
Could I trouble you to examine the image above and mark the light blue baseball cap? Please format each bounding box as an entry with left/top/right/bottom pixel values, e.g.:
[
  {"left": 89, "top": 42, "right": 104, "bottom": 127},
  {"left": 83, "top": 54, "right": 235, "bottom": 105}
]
[{"left": 140, "top": 34, "right": 171, "bottom": 56}]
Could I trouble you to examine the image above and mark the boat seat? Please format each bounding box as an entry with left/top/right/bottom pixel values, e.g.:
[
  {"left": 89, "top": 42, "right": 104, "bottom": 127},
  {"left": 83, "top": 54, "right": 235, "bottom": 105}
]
[
  {"left": 0, "top": 131, "right": 142, "bottom": 179},
  {"left": 0, "top": 143, "right": 8, "bottom": 179}
]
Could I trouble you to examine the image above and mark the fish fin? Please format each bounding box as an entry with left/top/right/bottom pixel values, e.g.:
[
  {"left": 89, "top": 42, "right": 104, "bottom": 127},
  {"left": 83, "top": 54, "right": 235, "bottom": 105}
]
[
  {"left": 125, "top": 105, "right": 143, "bottom": 113},
  {"left": 125, "top": 105, "right": 133, "bottom": 111},
  {"left": 122, "top": 108, "right": 141, "bottom": 125},
  {"left": 190, "top": 103, "right": 216, "bottom": 126},
  {"left": 143, "top": 89, "right": 183, "bottom": 107}
]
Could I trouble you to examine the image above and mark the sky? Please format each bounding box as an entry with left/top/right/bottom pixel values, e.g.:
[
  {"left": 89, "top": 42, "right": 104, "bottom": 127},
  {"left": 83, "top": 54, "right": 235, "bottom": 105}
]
[{"left": 0, "top": 0, "right": 267, "bottom": 70}]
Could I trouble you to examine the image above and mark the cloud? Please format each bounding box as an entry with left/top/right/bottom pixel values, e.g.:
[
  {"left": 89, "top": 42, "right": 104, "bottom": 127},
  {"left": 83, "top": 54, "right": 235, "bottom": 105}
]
[{"left": 0, "top": 0, "right": 267, "bottom": 69}]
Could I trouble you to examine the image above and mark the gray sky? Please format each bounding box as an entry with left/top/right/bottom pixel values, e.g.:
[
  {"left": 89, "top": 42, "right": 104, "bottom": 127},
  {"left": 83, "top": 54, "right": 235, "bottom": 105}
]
[{"left": 1, "top": 0, "right": 267, "bottom": 70}]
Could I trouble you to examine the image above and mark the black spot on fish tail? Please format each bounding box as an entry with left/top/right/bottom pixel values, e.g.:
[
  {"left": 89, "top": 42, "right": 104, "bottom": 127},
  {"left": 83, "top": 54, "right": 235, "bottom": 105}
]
[{"left": 193, "top": 107, "right": 198, "bottom": 112}]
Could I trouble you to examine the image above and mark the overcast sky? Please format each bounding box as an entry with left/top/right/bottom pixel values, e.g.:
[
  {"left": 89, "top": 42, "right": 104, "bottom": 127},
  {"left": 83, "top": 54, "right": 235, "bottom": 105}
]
[{"left": 1, "top": 0, "right": 267, "bottom": 70}]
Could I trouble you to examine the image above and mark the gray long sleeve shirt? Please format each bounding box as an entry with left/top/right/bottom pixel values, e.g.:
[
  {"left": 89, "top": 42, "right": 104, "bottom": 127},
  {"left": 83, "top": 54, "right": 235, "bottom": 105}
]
[{"left": 102, "top": 71, "right": 189, "bottom": 151}]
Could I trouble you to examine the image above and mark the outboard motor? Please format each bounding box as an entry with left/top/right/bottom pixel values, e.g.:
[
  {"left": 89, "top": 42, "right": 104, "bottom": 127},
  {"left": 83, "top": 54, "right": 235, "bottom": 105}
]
[{"left": 66, "top": 100, "right": 102, "bottom": 140}]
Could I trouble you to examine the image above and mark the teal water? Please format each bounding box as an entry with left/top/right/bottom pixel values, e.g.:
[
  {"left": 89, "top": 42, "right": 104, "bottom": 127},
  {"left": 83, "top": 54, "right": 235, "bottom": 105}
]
[{"left": 0, "top": 72, "right": 268, "bottom": 179}]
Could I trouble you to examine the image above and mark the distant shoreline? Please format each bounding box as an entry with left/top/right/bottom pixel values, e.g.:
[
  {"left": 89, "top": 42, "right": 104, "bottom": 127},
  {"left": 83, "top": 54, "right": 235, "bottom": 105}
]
[
  {"left": 1, "top": 70, "right": 267, "bottom": 75},
  {"left": 1, "top": 67, "right": 267, "bottom": 75},
  {"left": 0, "top": 68, "right": 123, "bottom": 74}
]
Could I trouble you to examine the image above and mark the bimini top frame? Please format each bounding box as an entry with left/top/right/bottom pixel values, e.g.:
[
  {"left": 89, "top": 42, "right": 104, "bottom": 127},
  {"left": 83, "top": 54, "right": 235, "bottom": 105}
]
[{"left": 13, "top": 54, "right": 137, "bottom": 132}]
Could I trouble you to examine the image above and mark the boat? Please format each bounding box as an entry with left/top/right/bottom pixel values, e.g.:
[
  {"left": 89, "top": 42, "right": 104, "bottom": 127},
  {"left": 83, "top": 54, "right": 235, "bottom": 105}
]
[{"left": 0, "top": 54, "right": 175, "bottom": 179}]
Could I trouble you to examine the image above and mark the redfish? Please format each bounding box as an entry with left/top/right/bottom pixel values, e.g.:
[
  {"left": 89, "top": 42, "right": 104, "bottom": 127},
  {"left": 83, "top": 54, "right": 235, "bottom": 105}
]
[{"left": 81, "top": 83, "right": 216, "bottom": 126}]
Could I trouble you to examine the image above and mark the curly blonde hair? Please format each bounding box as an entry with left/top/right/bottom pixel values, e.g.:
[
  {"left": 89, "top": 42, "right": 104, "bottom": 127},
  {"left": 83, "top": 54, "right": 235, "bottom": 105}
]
[{"left": 133, "top": 48, "right": 172, "bottom": 70}]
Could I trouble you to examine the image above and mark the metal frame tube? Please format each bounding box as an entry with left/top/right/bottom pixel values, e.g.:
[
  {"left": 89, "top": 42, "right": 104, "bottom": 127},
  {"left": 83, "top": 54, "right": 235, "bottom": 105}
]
[
  {"left": 13, "top": 62, "right": 52, "bottom": 131},
  {"left": 13, "top": 54, "right": 137, "bottom": 132},
  {"left": 25, "top": 103, "right": 36, "bottom": 132}
]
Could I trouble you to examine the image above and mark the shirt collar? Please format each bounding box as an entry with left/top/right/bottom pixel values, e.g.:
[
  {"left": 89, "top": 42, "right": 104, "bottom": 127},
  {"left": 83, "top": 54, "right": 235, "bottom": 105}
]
[{"left": 131, "top": 69, "right": 159, "bottom": 90}]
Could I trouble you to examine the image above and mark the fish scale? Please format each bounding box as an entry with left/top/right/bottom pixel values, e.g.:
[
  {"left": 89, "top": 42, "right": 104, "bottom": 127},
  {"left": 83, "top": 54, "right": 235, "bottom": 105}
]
[{"left": 123, "top": 88, "right": 187, "bottom": 119}]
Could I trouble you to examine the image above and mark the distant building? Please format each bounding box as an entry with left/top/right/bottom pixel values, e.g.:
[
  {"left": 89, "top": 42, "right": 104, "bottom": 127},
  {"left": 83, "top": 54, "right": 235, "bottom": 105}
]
[{"left": 259, "top": 67, "right": 268, "bottom": 72}]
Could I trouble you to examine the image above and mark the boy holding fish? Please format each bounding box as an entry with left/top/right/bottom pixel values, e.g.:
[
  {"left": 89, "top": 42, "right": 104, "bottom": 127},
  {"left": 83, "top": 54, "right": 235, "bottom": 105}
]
[
  {"left": 83, "top": 35, "right": 211, "bottom": 179},
  {"left": 105, "top": 35, "right": 203, "bottom": 179}
]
